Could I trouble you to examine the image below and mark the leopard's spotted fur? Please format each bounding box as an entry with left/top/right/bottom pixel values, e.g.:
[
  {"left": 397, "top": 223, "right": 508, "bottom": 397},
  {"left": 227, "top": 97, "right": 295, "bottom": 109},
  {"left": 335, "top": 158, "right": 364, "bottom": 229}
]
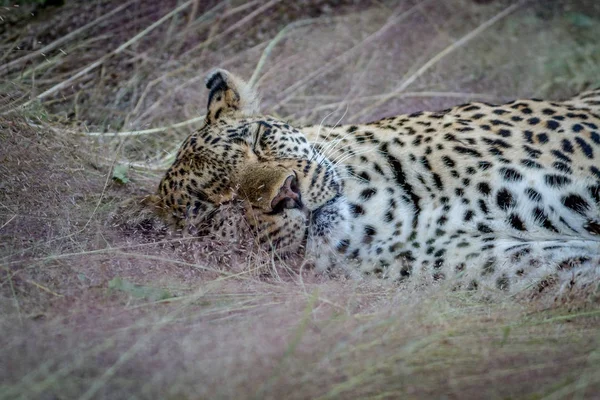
[{"left": 145, "top": 69, "right": 600, "bottom": 292}]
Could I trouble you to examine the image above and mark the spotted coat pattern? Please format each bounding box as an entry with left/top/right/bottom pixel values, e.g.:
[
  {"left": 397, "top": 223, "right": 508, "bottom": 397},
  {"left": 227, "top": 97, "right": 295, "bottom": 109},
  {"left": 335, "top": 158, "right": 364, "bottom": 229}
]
[{"left": 152, "top": 69, "right": 600, "bottom": 292}]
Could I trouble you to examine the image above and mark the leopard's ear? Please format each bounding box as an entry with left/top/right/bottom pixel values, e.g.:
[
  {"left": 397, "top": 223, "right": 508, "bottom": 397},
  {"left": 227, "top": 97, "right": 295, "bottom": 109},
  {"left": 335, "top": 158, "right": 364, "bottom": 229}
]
[{"left": 205, "top": 69, "right": 259, "bottom": 123}]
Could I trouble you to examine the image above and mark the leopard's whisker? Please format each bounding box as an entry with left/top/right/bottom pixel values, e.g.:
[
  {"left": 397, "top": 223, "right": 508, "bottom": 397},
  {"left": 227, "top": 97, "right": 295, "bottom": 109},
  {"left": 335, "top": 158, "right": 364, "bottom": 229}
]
[
  {"left": 330, "top": 146, "right": 378, "bottom": 167},
  {"left": 319, "top": 139, "right": 376, "bottom": 163},
  {"left": 309, "top": 109, "right": 339, "bottom": 162},
  {"left": 315, "top": 106, "right": 349, "bottom": 161}
]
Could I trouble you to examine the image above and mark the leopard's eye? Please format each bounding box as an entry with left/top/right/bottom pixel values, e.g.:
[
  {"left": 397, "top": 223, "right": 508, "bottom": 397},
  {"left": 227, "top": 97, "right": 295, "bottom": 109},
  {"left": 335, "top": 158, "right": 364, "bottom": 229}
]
[{"left": 251, "top": 123, "right": 262, "bottom": 151}]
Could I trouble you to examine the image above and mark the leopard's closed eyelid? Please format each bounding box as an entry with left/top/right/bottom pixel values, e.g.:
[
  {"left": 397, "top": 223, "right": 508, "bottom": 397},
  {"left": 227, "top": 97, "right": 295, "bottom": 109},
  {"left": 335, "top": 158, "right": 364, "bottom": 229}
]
[{"left": 251, "top": 123, "right": 262, "bottom": 152}]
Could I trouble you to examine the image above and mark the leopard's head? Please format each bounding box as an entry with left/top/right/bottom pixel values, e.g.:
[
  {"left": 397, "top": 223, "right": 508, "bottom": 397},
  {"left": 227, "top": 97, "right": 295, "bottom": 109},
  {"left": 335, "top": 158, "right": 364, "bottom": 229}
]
[{"left": 154, "top": 69, "right": 349, "bottom": 268}]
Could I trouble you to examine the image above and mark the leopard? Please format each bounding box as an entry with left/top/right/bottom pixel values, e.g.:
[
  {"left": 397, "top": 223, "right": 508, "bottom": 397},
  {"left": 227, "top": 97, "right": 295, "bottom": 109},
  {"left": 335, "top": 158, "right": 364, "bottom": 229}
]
[{"left": 138, "top": 68, "right": 600, "bottom": 293}]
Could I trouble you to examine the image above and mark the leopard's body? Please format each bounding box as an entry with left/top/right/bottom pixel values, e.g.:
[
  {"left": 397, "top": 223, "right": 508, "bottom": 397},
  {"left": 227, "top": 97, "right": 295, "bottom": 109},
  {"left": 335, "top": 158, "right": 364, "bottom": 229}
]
[{"left": 148, "top": 69, "right": 600, "bottom": 292}]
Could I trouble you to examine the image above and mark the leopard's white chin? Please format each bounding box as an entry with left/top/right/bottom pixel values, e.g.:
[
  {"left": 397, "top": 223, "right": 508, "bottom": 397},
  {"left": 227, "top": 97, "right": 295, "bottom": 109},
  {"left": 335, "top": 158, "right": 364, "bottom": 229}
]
[{"left": 305, "top": 195, "right": 351, "bottom": 273}]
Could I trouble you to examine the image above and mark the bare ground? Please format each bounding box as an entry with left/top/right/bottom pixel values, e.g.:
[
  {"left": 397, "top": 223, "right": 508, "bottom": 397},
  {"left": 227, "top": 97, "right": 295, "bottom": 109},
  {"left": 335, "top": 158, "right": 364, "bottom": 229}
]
[{"left": 1, "top": 0, "right": 600, "bottom": 399}]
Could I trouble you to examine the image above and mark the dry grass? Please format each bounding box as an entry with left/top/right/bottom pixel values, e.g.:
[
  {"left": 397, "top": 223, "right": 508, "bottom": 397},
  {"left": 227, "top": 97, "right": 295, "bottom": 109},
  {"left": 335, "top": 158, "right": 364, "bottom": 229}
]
[{"left": 1, "top": 0, "right": 600, "bottom": 398}]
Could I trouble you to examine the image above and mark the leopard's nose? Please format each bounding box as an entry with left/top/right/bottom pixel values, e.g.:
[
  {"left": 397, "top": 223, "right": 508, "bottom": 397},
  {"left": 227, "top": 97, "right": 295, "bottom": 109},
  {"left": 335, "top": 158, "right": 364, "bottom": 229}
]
[{"left": 270, "top": 173, "right": 302, "bottom": 213}]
